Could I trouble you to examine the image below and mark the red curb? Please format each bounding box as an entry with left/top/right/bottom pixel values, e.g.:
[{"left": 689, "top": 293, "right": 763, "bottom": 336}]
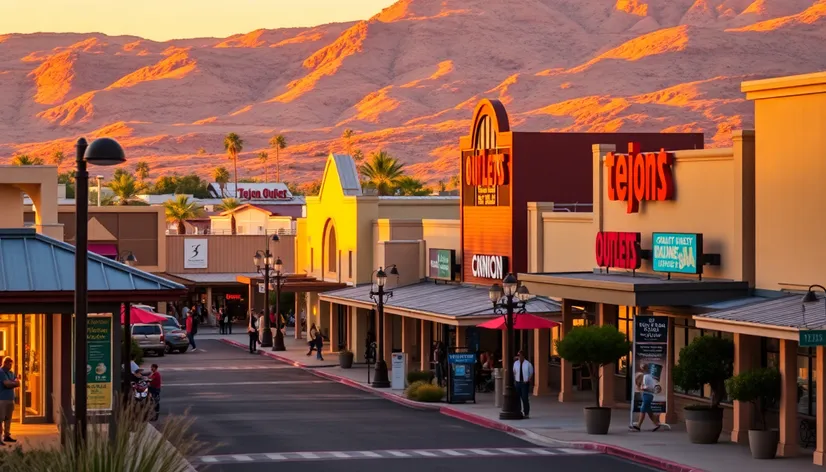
[
  {"left": 439, "top": 406, "right": 524, "bottom": 435},
  {"left": 572, "top": 442, "right": 702, "bottom": 472}
]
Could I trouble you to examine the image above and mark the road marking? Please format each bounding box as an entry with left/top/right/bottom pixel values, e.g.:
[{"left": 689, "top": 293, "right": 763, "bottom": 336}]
[
  {"left": 413, "top": 450, "right": 437, "bottom": 457},
  {"left": 161, "top": 365, "right": 291, "bottom": 372},
  {"left": 164, "top": 380, "right": 328, "bottom": 387},
  {"left": 499, "top": 448, "right": 527, "bottom": 455},
  {"left": 190, "top": 447, "right": 568, "bottom": 463},
  {"left": 468, "top": 449, "right": 495, "bottom": 456}
]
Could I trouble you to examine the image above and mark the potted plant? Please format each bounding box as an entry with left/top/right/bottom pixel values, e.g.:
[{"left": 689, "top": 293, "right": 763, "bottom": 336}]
[
  {"left": 556, "top": 324, "right": 631, "bottom": 434},
  {"left": 725, "top": 367, "right": 781, "bottom": 459},
  {"left": 672, "top": 335, "right": 734, "bottom": 444},
  {"left": 338, "top": 345, "right": 354, "bottom": 369}
]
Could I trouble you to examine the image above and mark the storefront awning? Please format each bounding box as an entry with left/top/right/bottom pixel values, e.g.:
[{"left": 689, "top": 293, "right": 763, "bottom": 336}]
[
  {"left": 519, "top": 271, "right": 749, "bottom": 307},
  {"left": 167, "top": 273, "right": 262, "bottom": 286},
  {"left": 0, "top": 228, "right": 187, "bottom": 305},
  {"left": 235, "top": 274, "right": 347, "bottom": 293},
  {"left": 319, "top": 282, "right": 561, "bottom": 325},
  {"left": 694, "top": 294, "right": 813, "bottom": 340}
]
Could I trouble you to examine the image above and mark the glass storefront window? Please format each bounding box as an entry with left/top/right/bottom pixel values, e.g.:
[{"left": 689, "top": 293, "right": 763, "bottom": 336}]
[
  {"left": 0, "top": 314, "right": 47, "bottom": 422},
  {"left": 616, "top": 306, "right": 634, "bottom": 376}
]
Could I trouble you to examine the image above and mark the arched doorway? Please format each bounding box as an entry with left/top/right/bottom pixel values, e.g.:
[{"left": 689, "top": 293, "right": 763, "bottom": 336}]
[{"left": 321, "top": 219, "right": 337, "bottom": 280}]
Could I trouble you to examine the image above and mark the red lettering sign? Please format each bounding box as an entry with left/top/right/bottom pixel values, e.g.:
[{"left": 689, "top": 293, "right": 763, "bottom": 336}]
[
  {"left": 606, "top": 143, "right": 674, "bottom": 213},
  {"left": 237, "top": 187, "right": 289, "bottom": 200},
  {"left": 463, "top": 151, "right": 509, "bottom": 187},
  {"left": 595, "top": 231, "right": 641, "bottom": 270},
  {"left": 225, "top": 294, "right": 242, "bottom": 301}
]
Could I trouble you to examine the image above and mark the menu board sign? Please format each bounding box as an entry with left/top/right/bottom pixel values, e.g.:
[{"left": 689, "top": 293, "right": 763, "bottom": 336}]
[{"left": 447, "top": 353, "right": 476, "bottom": 404}]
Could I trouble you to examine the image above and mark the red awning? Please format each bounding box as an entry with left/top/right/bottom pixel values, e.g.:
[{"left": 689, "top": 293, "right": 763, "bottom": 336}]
[
  {"left": 89, "top": 243, "right": 118, "bottom": 257},
  {"left": 477, "top": 313, "right": 559, "bottom": 330},
  {"left": 120, "top": 305, "right": 166, "bottom": 324}
]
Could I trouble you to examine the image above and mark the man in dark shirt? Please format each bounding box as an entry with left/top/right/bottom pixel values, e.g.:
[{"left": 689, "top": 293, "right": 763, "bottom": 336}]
[{"left": 0, "top": 357, "right": 20, "bottom": 445}]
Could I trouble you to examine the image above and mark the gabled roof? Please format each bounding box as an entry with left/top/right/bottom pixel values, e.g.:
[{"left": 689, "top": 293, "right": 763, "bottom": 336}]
[
  {"left": 320, "top": 282, "right": 561, "bottom": 325},
  {"left": 0, "top": 229, "right": 185, "bottom": 303},
  {"left": 321, "top": 153, "right": 362, "bottom": 197},
  {"left": 218, "top": 203, "right": 281, "bottom": 217}
]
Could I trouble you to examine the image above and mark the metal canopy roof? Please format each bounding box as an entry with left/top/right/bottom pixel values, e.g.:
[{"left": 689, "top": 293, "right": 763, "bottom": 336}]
[
  {"left": 0, "top": 229, "right": 185, "bottom": 303},
  {"left": 519, "top": 271, "right": 749, "bottom": 307},
  {"left": 695, "top": 294, "right": 821, "bottom": 330},
  {"left": 320, "top": 282, "right": 561, "bottom": 324}
]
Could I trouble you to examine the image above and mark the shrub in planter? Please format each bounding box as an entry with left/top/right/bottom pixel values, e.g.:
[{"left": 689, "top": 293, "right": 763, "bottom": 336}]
[
  {"left": 556, "top": 325, "right": 631, "bottom": 434},
  {"left": 405, "top": 380, "right": 429, "bottom": 400},
  {"left": 725, "top": 368, "right": 782, "bottom": 459},
  {"left": 673, "top": 335, "right": 734, "bottom": 444},
  {"left": 407, "top": 370, "right": 434, "bottom": 385},
  {"left": 415, "top": 384, "right": 445, "bottom": 403},
  {"left": 338, "top": 348, "right": 354, "bottom": 369}
]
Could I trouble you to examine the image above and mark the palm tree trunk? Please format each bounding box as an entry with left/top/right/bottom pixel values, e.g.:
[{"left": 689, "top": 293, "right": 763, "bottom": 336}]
[
  {"left": 233, "top": 155, "right": 238, "bottom": 198},
  {"left": 177, "top": 221, "right": 186, "bottom": 235},
  {"left": 276, "top": 149, "right": 280, "bottom": 182},
  {"left": 265, "top": 165, "right": 268, "bottom": 183},
  {"left": 231, "top": 215, "right": 237, "bottom": 235}
]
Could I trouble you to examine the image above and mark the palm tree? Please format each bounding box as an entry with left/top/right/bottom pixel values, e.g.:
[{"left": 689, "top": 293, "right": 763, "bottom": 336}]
[
  {"left": 352, "top": 149, "right": 364, "bottom": 163},
  {"left": 50, "top": 150, "right": 65, "bottom": 169},
  {"left": 135, "top": 161, "right": 150, "bottom": 182},
  {"left": 223, "top": 133, "right": 244, "bottom": 197},
  {"left": 212, "top": 166, "right": 231, "bottom": 197},
  {"left": 109, "top": 172, "right": 143, "bottom": 205},
  {"left": 395, "top": 176, "right": 431, "bottom": 196},
  {"left": 164, "top": 195, "right": 203, "bottom": 235},
  {"left": 342, "top": 129, "right": 354, "bottom": 156},
  {"left": 11, "top": 154, "right": 45, "bottom": 166},
  {"left": 448, "top": 174, "right": 460, "bottom": 190},
  {"left": 217, "top": 197, "right": 242, "bottom": 235},
  {"left": 258, "top": 151, "right": 269, "bottom": 183},
  {"left": 359, "top": 150, "right": 405, "bottom": 196},
  {"left": 269, "top": 135, "right": 287, "bottom": 182}
]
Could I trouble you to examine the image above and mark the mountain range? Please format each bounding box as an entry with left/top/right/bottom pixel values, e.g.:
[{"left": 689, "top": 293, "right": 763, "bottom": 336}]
[{"left": 1, "top": 0, "right": 825, "bottom": 185}]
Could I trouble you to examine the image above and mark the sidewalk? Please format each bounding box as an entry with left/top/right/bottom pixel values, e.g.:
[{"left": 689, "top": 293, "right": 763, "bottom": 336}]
[{"left": 217, "top": 332, "right": 821, "bottom": 472}]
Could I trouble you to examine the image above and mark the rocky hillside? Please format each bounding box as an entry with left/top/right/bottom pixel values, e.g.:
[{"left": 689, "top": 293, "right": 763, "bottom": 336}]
[{"left": 1, "top": 0, "right": 825, "bottom": 184}]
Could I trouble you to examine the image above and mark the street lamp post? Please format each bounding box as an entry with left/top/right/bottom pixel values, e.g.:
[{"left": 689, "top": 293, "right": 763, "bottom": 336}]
[
  {"left": 489, "top": 273, "right": 532, "bottom": 420},
  {"left": 370, "top": 265, "right": 398, "bottom": 388},
  {"left": 254, "top": 234, "right": 281, "bottom": 349},
  {"left": 74, "top": 137, "right": 125, "bottom": 450},
  {"left": 269, "top": 256, "right": 287, "bottom": 352}
]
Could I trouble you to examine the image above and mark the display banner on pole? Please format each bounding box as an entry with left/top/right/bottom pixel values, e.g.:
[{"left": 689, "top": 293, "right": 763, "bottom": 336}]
[{"left": 630, "top": 315, "right": 669, "bottom": 422}]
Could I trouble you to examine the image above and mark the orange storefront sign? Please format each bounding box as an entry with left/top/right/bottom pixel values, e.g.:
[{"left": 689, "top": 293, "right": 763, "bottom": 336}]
[
  {"left": 606, "top": 142, "right": 674, "bottom": 213},
  {"left": 464, "top": 151, "right": 509, "bottom": 187}
]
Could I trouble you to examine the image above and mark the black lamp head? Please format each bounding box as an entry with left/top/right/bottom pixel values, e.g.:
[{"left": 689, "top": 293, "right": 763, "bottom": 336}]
[
  {"left": 389, "top": 265, "right": 399, "bottom": 276},
  {"left": 802, "top": 290, "right": 820, "bottom": 304},
  {"left": 84, "top": 137, "right": 126, "bottom": 166},
  {"left": 271, "top": 234, "right": 280, "bottom": 243}
]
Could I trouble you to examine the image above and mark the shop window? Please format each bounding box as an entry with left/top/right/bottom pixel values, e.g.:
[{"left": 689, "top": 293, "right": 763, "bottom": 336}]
[
  {"left": 327, "top": 226, "right": 337, "bottom": 273},
  {"left": 549, "top": 325, "right": 560, "bottom": 358},
  {"left": 348, "top": 251, "right": 353, "bottom": 279},
  {"left": 616, "top": 306, "right": 634, "bottom": 376}
]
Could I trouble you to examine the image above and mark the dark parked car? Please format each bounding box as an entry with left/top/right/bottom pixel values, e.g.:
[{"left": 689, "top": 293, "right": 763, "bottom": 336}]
[{"left": 158, "top": 314, "right": 189, "bottom": 353}]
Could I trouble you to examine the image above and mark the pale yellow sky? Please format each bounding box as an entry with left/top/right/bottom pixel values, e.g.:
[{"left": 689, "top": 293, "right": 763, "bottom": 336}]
[{"left": 0, "top": 0, "right": 395, "bottom": 41}]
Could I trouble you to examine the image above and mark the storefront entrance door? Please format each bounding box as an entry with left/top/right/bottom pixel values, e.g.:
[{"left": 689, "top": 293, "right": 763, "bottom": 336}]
[{"left": 0, "top": 314, "right": 47, "bottom": 424}]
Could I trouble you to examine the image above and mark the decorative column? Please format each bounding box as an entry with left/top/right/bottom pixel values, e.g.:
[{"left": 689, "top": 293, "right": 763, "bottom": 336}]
[
  {"left": 731, "top": 333, "right": 759, "bottom": 443},
  {"left": 559, "top": 299, "right": 574, "bottom": 402},
  {"left": 533, "top": 328, "right": 550, "bottom": 396},
  {"left": 597, "top": 303, "right": 617, "bottom": 407},
  {"left": 815, "top": 346, "right": 826, "bottom": 465},
  {"left": 420, "top": 320, "right": 432, "bottom": 372},
  {"left": 401, "top": 317, "right": 415, "bottom": 375},
  {"left": 352, "top": 307, "right": 367, "bottom": 363},
  {"left": 456, "top": 326, "right": 467, "bottom": 348},
  {"left": 206, "top": 287, "right": 214, "bottom": 325},
  {"left": 328, "top": 303, "right": 338, "bottom": 354},
  {"left": 382, "top": 312, "right": 393, "bottom": 366},
  {"left": 778, "top": 339, "right": 799, "bottom": 457}
]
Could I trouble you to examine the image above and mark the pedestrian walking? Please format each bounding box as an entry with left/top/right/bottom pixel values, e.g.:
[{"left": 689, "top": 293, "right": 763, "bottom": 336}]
[
  {"left": 218, "top": 308, "right": 226, "bottom": 335},
  {"left": 248, "top": 312, "right": 259, "bottom": 353},
  {"left": 433, "top": 341, "right": 445, "bottom": 387},
  {"left": 513, "top": 350, "right": 534, "bottom": 418},
  {"left": 314, "top": 329, "right": 324, "bottom": 361},
  {"left": 148, "top": 364, "right": 162, "bottom": 421},
  {"left": 0, "top": 357, "right": 20, "bottom": 445},
  {"left": 307, "top": 323, "right": 318, "bottom": 356},
  {"left": 630, "top": 363, "right": 668, "bottom": 432},
  {"left": 186, "top": 311, "right": 198, "bottom": 352}
]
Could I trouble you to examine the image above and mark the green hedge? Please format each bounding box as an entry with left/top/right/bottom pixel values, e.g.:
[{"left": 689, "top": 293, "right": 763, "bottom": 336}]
[
  {"left": 407, "top": 370, "right": 434, "bottom": 385},
  {"left": 415, "top": 384, "right": 445, "bottom": 403},
  {"left": 404, "top": 380, "right": 428, "bottom": 400}
]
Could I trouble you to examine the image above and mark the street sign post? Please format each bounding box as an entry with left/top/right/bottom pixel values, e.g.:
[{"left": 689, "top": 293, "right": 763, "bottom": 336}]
[
  {"left": 447, "top": 352, "right": 476, "bottom": 404},
  {"left": 800, "top": 330, "right": 826, "bottom": 347}
]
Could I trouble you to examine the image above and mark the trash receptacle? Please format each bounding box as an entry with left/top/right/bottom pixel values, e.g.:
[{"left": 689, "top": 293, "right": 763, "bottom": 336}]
[{"left": 494, "top": 368, "right": 503, "bottom": 408}]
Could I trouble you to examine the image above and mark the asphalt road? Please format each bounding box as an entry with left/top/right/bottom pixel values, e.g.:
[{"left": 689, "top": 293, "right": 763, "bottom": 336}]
[{"left": 152, "top": 340, "right": 653, "bottom": 472}]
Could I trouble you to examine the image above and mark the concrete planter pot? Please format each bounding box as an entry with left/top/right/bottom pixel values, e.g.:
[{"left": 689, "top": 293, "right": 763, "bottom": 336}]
[
  {"left": 684, "top": 406, "right": 724, "bottom": 444},
  {"left": 584, "top": 407, "right": 612, "bottom": 435},
  {"left": 339, "top": 351, "right": 354, "bottom": 369},
  {"left": 748, "top": 429, "right": 779, "bottom": 460}
]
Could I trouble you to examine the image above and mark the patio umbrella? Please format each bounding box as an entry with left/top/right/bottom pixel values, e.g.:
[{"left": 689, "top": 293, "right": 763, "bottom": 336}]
[
  {"left": 477, "top": 313, "right": 559, "bottom": 330},
  {"left": 120, "top": 305, "right": 166, "bottom": 324}
]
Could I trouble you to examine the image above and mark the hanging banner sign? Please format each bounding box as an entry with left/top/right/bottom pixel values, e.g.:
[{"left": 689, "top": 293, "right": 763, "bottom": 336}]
[
  {"left": 631, "top": 316, "right": 669, "bottom": 417},
  {"left": 72, "top": 314, "right": 113, "bottom": 412},
  {"left": 652, "top": 233, "right": 703, "bottom": 275}
]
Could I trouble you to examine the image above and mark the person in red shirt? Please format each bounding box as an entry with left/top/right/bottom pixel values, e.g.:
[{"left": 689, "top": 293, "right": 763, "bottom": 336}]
[{"left": 148, "top": 364, "right": 162, "bottom": 421}]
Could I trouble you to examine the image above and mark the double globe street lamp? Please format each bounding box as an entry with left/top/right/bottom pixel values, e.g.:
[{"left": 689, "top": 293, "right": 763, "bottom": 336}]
[
  {"left": 489, "top": 273, "right": 532, "bottom": 420},
  {"left": 370, "top": 265, "right": 399, "bottom": 388},
  {"left": 254, "top": 234, "right": 286, "bottom": 350},
  {"left": 74, "top": 137, "right": 126, "bottom": 449}
]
